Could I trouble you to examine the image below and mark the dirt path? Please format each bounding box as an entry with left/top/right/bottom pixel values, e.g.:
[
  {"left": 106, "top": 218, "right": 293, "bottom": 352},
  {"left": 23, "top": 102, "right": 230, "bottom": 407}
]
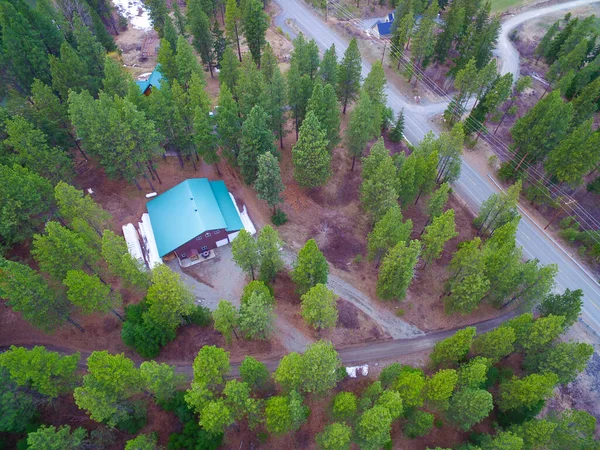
[{"left": 282, "top": 248, "right": 424, "bottom": 340}]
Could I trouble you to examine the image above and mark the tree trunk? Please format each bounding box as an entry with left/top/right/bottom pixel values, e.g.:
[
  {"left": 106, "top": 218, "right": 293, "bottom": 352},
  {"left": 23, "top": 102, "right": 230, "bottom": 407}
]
[
  {"left": 208, "top": 62, "right": 214, "bottom": 78},
  {"left": 176, "top": 150, "right": 185, "bottom": 168},
  {"left": 414, "top": 191, "right": 422, "bottom": 204},
  {"left": 493, "top": 111, "right": 508, "bottom": 134},
  {"left": 250, "top": 266, "right": 255, "bottom": 280},
  {"left": 68, "top": 132, "right": 89, "bottom": 160},
  {"left": 343, "top": 98, "right": 348, "bottom": 115},
  {"left": 215, "top": 163, "right": 222, "bottom": 176},
  {"left": 191, "top": 155, "right": 197, "bottom": 171},
  {"left": 67, "top": 316, "right": 85, "bottom": 332},
  {"left": 351, "top": 156, "right": 356, "bottom": 172},
  {"left": 111, "top": 308, "right": 125, "bottom": 322},
  {"left": 235, "top": 24, "right": 242, "bottom": 61},
  {"left": 133, "top": 178, "right": 142, "bottom": 190}
]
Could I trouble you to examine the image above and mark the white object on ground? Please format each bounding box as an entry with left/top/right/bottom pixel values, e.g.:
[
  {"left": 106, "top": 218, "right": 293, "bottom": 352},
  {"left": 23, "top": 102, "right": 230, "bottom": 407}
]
[
  {"left": 111, "top": 0, "right": 152, "bottom": 30},
  {"left": 145, "top": 192, "right": 157, "bottom": 198},
  {"left": 139, "top": 213, "right": 162, "bottom": 269},
  {"left": 229, "top": 192, "right": 256, "bottom": 235},
  {"left": 87, "top": 188, "right": 94, "bottom": 195},
  {"left": 346, "top": 364, "right": 369, "bottom": 378},
  {"left": 137, "top": 72, "right": 153, "bottom": 80},
  {"left": 122, "top": 224, "right": 145, "bottom": 266}
]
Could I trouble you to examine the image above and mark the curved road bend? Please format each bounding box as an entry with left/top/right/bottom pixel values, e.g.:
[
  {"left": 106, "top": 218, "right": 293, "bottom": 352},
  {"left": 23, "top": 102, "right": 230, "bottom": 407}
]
[
  {"left": 273, "top": 0, "right": 600, "bottom": 335},
  {"left": 0, "top": 310, "right": 516, "bottom": 379}
]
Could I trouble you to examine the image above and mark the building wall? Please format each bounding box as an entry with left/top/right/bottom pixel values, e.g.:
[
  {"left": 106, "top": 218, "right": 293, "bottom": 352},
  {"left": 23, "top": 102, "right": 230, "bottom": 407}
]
[{"left": 173, "top": 228, "right": 236, "bottom": 258}]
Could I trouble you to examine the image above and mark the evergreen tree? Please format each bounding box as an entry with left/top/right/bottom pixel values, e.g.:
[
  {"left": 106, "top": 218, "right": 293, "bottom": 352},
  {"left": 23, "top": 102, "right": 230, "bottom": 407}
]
[
  {"left": 257, "top": 225, "right": 284, "bottom": 282},
  {"left": 54, "top": 182, "right": 111, "bottom": 234},
  {"left": 431, "top": 326, "right": 476, "bottom": 366},
  {"left": 216, "top": 85, "right": 242, "bottom": 163},
  {"left": 524, "top": 341, "right": 593, "bottom": 385},
  {"left": 255, "top": 153, "right": 285, "bottom": 214},
  {"left": 103, "top": 56, "right": 133, "bottom": 98},
  {"left": 316, "top": 423, "right": 352, "bottom": 450},
  {"left": 260, "top": 43, "right": 279, "bottom": 81},
  {"left": 376, "top": 240, "right": 421, "bottom": 301},
  {"left": 146, "top": 0, "right": 168, "bottom": 36},
  {"left": 213, "top": 300, "right": 239, "bottom": 343},
  {"left": 337, "top": 38, "right": 362, "bottom": 114},
  {"left": 410, "top": 1, "right": 438, "bottom": 73},
  {"left": 320, "top": 44, "right": 339, "bottom": 87},
  {"left": 448, "top": 388, "right": 493, "bottom": 431},
  {"left": 362, "top": 61, "right": 387, "bottom": 129},
  {"left": 239, "top": 105, "right": 277, "bottom": 184},
  {"left": 0, "top": 258, "right": 71, "bottom": 332},
  {"left": 225, "top": 0, "right": 242, "bottom": 60},
  {"left": 571, "top": 77, "right": 600, "bottom": 125},
  {"left": 389, "top": 109, "right": 405, "bottom": 142},
  {"left": 63, "top": 270, "right": 121, "bottom": 319},
  {"left": 219, "top": 47, "right": 240, "bottom": 96},
  {"left": 301, "top": 284, "right": 338, "bottom": 330},
  {"left": 292, "top": 111, "right": 331, "bottom": 188},
  {"left": 101, "top": 230, "right": 150, "bottom": 289},
  {"left": 360, "top": 148, "right": 399, "bottom": 222},
  {"left": 356, "top": 406, "right": 393, "bottom": 450},
  {"left": 472, "top": 326, "right": 516, "bottom": 363},
  {"left": 175, "top": 36, "right": 204, "bottom": 87},
  {"left": 242, "top": 0, "right": 269, "bottom": 66},
  {"left": 307, "top": 83, "right": 341, "bottom": 151},
  {"left": 231, "top": 229, "right": 259, "bottom": 279},
  {"left": 434, "top": 2, "right": 465, "bottom": 65},
  {"left": 474, "top": 181, "right": 521, "bottom": 236},
  {"left": 0, "top": 165, "right": 53, "bottom": 250},
  {"left": 535, "top": 21, "right": 560, "bottom": 62},
  {"left": 367, "top": 204, "right": 413, "bottom": 264},
  {"left": 262, "top": 65, "right": 288, "bottom": 148},
  {"left": 287, "top": 56, "right": 314, "bottom": 138},
  {"left": 27, "top": 426, "right": 88, "bottom": 449},
  {"left": 421, "top": 209, "right": 458, "bottom": 264},
  {"left": 156, "top": 39, "right": 178, "bottom": 83},
  {"left": 498, "top": 373, "right": 558, "bottom": 412},
  {"left": 72, "top": 15, "right": 106, "bottom": 92},
  {"left": 346, "top": 90, "right": 379, "bottom": 171},
  {"left": 188, "top": 1, "right": 215, "bottom": 77},
  {"left": 390, "top": 10, "right": 415, "bottom": 67},
  {"left": 539, "top": 288, "right": 583, "bottom": 328},
  {"left": 238, "top": 290, "right": 275, "bottom": 340},
  {"left": 425, "top": 182, "right": 451, "bottom": 227},
  {"left": 292, "top": 239, "right": 329, "bottom": 295},
  {"left": 436, "top": 123, "right": 464, "bottom": 184},
  {"left": 50, "top": 42, "right": 92, "bottom": 100},
  {"left": 240, "top": 356, "right": 269, "bottom": 389},
  {"left": 237, "top": 55, "right": 266, "bottom": 119}
]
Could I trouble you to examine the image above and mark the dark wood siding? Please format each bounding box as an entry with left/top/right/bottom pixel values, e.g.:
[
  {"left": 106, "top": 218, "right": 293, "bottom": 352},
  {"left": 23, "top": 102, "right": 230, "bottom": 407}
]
[{"left": 173, "top": 228, "right": 236, "bottom": 257}]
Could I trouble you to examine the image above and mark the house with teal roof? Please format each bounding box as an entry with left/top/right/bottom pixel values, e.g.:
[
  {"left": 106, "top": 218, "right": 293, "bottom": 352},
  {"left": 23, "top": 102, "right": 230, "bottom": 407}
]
[
  {"left": 146, "top": 179, "right": 244, "bottom": 264},
  {"left": 136, "top": 64, "right": 163, "bottom": 95}
]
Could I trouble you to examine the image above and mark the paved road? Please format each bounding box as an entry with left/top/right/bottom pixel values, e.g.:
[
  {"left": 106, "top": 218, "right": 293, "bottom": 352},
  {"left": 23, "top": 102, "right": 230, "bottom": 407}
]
[
  {"left": 497, "top": 0, "right": 600, "bottom": 79},
  {"left": 273, "top": 0, "right": 600, "bottom": 335}
]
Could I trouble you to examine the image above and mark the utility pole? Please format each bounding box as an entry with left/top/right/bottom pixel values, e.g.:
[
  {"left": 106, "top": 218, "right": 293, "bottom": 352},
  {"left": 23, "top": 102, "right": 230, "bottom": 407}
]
[
  {"left": 381, "top": 40, "right": 387, "bottom": 63},
  {"left": 544, "top": 198, "right": 576, "bottom": 230}
]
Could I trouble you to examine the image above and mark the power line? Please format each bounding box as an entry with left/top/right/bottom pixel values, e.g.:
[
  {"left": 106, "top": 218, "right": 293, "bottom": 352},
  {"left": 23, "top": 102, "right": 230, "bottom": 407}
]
[{"left": 325, "top": 1, "right": 600, "bottom": 236}]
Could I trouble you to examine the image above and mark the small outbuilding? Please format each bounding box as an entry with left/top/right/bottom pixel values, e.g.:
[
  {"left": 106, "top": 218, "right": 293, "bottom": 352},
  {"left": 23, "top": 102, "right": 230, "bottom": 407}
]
[{"left": 147, "top": 179, "right": 245, "bottom": 264}]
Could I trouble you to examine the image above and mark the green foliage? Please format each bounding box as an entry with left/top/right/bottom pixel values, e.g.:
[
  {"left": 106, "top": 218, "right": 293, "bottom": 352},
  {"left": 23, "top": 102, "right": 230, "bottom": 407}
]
[
  {"left": 389, "top": 110, "right": 405, "bottom": 142},
  {"left": 393, "top": 366, "right": 425, "bottom": 410},
  {"left": 307, "top": 83, "right": 340, "bottom": 150},
  {"left": 239, "top": 105, "right": 277, "bottom": 184},
  {"left": 212, "top": 300, "right": 239, "bottom": 344},
  {"left": 320, "top": 44, "right": 339, "bottom": 86},
  {"left": 498, "top": 373, "right": 559, "bottom": 412},
  {"left": 375, "top": 390, "right": 404, "bottom": 419},
  {"left": 522, "top": 315, "right": 565, "bottom": 354},
  {"left": 337, "top": 38, "right": 362, "bottom": 113},
  {"left": 26, "top": 425, "right": 88, "bottom": 450},
  {"left": 272, "top": 208, "right": 288, "bottom": 226},
  {"left": 0, "top": 368, "right": 38, "bottom": 433},
  {"left": 292, "top": 239, "right": 329, "bottom": 295},
  {"left": 140, "top": 361, "right": 184, "bottom": 405},
  {"left": 360, "top": 138, "right": 399, "bottom": 221},
  {"left": 379, "top": 363, "right": 403, "bottom": 389},
  {"left": 274, "top": 352, "right": 304, "bottom": 392},
  {"left": 125, "top": 433, "right": 159, "bottom": 450},
  {"left": 121, "top": 301, "right": 175, "bottom": 358},
  {"left": 0, "top": 164, "right": 53, "bottom": 251},
  {"left": 265, "top": 391, "right": 308, "bottom": 435},
  {"left": 474, "top": 181, "right": 521, "bottom": 236},
  {"left": 424, "top": 369, "right": 458, "bottom": 411},
  {"left": 376, "top": 240, "right": 421, "bottom": 301},
  {"left": 0, "top": 258, "right": 69, "bottom": 332},
  {"left": 480, "top": 431, "right": 524, "bottom": 450},
  {"left": 347, "top": 90, "right": 380, "bottom": 169},
  {"left": 458, "top": 357, "right": 491, "bottom": 389},
  {"left": 242, "top": 0, "right": 269, "bottom": 66},
  {"left": 73, "top": 351, "right": 143, "bottom": 427},
  {"left": 198, "top": 400, "right": 234, "bottom": 434},
  {"left": 431, "top": 327, "right": 476, "bottom": 367},
  {"left": 524, "top": 342, "right": 593, "bottom": 384},
  {"left": 448, "top": 388, "right": 494, "bottom": 430},
  {"left": 257, "top": 225, "right": 284, "bottom": 282},
  {"left": 292, "top": 110, "right": 331, "bottom": 188},
  {"left": 359, "top": 381, "right": 383, "bottom": 412},
  {"left": 63, "top": 270, "right": 114, "bottom": 315},
  {"left": 302, "top": 340, "right": 342, "bottom": 394},
  {"left": 101, "top": 230, "right": 149, "bottom": 290},
  {"left": 539, "top": 289, "right": 583, "bottom": 328},
  {"left": 422, "top": 209, "right": 458, "bottom": 263},
  {"left": 239, "top": 356, "right": 269, "bottom": 390},
  {"left": 255, "top": 153, "right": 285, "bottom": 214},
  {"left": 332, "top": 392, "right": 358, "bottom": 422},
  {"left": 356, "top": 406, "right": 393, "bottom": 450},
  {"left": 145, "top": 265, "right": 195, "bottom": 334},
  {"left": 0, "top": 346, "right": 79, "bottom": 398},
  {"left": 241, "top": 280, "right": 274, "bottom": 305},
  {"left": 316, "top": 422, "right": 352, "bottom": 450},
  {"left": 238, "top": 291, "right": 275, "bottom": 340},
  {"left": 548, "top": 408, "right": 598, "bottom": 450},
  {"left": 472, "top": 326, "right": 516, "bottom": 363},
  {"left": 511, "top": 419, "right": 557, "bottom": 450},
  {"left": 231, "top": 229, "right": 259, "bottom": 279},
  {"left": 301, "top": 284, "right": 338, "bottom": 330},
  {"left": 404, "top": 410, "right": 435, "bottom": 438},
  {"left": 191, "top": 345, "right": 230, "bottom": 386}
]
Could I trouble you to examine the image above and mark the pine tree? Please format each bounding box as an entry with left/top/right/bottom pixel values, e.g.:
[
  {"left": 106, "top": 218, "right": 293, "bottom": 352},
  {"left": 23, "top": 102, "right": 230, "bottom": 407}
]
[
  {"left": 231, "top": 229, "right": 259, "bottom": 279},
  {"left": 434, "top": 3, "right": 465, "bottom": 65},
  {"left": 173, "top": 2, "right": 187, "bottom": 36},
  {"left": 376, "top": 240, "right": 421, "bottom": 301},
  {"left": 157, "top": 39, "right": 178, "bottom": 83},
  {"left": 307, "top": 83, "right": 341, "bottom": 151},
  {"left": 103, "top": 56, "right": 133, "bottom": 98},
  {"left": 360, "top": 150, "right": 399, "bottom": 222},
  {"left": 362, "top": 61, "right": 387, "bottom": 129},
  {"left": 337, "top": 38, "right": 362, "bottom": 114},
  {"left": 389, "top": 109, "right": 405, "bottom": 142},
  {"left": 239, "top": 105, "right": 277, "bottom": 184},
  {"left": 292, "top": 111, "right": 331, "bottom": 188},
  {"left": 188, "top": 1, "right": 215, "bottom": 77},
  {"left": 292, "top": 239, "right": 329, "bottom": 295},
  {"left": 238, "top": 291, "right": 275, "bottom": 340},
  {"left": 474, "top": 180, "right": 521, "bottom": 236},
  {"left": 255, "top": 153, "right": 284, "bottom": 214},
  {"left": 391, "top": 10, "right": 415, "bottom": 67},
  {"left": 72, "top": 15, "right": 106, "bottom": 93},
  {"left": 225, "top": 0, "right": 242, "bottom": 60},
  {"left": 101, "top": 230, "right": 150, "bottom": 289},
  {"left": 54, "top": 182, "right": 112, "bottom": 234},
  {"left": 0, "top": 258, "right": 71, "bottom": 332},
  {"left": 256, "top": 225, "right": 284, "bottom": 283},
  {"left": 262, "top": 65, "right": 288, "bottom": 148},
  {"left": 63, "top": 269, "right": 121, "bottom": 319},
  {"left": 146, "top": 0, "right": 168, "bottom": 36},
  {"left": 425, "top": 182, "right": 451, "bottom": 227},
  {"left": 242, "top": 0, "right": 268, "bottom": 66},
  {"left": 219, "top": 46, "right": 241, "bottom": 96},
  {"left": 535, "top": 21, "right": 560, "bottom": 62},
  {"left": 194, "top": 104, "right": 220, "bottom": 172},
  {"left": 436, "top": 123, "right": 464, "bottom": 184},
  {"left": 320, "top": 44, "right": 338, "bottom": 87},
  {"left": 175, "top": 36, "right": 204, "bottom": 87},
  {"left": 545, "top": 119, "right": 598, "bottom": 187},
  {"left": 213, "top": 300, "right": 239, "bottom": 343},
  {"left": 421, "top": 209, "right": 458, "bottom": 265},
  {"left": 260, "top": 43, "right": 279, "bottom": 81},
  {"left": 216, "top": 85, "right": 242, "bottom": 163},
  {"left": 287, "top": 57, "right": 314, "bottom": 138},
  {"left": 301, "top": 284, "right": 338, "bottom": 330},
  {"left": 410, "top": 1, "right": 438, "bottom": 73},
  {"left": 539, "top": 288, "right": 583, "bottom": 328},
  {"left": 347, "top": 91, "right": 379, "bottom": 171},
  {"left": 237, "top": 55, "right": 266, "bottom": 119},
  {"left": 367, "top": 204, "right": 413, "bottom": 264},
  {"left": 49, "top": 42, "right": 91, "bottom": 101}
]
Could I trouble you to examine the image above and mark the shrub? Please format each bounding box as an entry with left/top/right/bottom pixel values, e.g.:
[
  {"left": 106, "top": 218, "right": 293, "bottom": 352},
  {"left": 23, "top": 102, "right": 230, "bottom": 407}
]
[
  {"left": 115, "top": 401, "right": 147, "bottom": 434},
  {"left": 272, "top": 208, "right": 288, "bottom": 226},
  {"left": 184, "top": 305, "right": 212, "bottom": 327},
  {"left": 121, "top": 305, "right": 176, "bottom": 358}
]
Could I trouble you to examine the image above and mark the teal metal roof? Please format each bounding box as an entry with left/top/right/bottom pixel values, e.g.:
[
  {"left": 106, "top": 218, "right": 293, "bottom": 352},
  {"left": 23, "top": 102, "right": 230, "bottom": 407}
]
[
  {"left": 136, "top": 64, "right": 163, "bottom": 93},
  {"left": 147, "top": 179, "right": 244, "bottom": 257}
]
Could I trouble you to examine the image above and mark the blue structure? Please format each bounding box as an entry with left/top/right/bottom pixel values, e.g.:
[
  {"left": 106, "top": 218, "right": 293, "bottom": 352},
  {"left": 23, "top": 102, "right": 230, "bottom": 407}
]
[
  {"left": 136, "top": 64, "right": 163, "bottom": 95},
  {"left": 147, "top": 179, "right": 244, "bottom": 257},
  {"left": 376, "top": 21, "right": 393, "bottom": 37}
]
